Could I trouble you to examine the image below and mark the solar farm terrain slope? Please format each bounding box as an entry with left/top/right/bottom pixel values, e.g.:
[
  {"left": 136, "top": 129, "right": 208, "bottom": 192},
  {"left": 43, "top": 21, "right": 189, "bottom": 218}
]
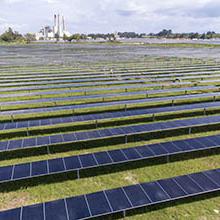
[{"left": 0, "top": 43, "right": 220, "bottom": 220}]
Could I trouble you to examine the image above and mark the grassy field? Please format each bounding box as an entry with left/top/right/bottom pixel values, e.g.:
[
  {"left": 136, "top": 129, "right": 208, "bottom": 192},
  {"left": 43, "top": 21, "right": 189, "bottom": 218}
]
[{"left": 0, "top": 44, "right": 220, "bottom": 219}]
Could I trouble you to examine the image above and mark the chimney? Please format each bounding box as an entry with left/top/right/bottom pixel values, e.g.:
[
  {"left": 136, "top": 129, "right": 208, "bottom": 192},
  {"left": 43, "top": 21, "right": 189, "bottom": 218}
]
[
  {"left": 54, "top": 14, "right": 57, "bottom": 34},
  {"left": 62, "top": 16, "right": 65, "bottom": 32},
  {"left": 58, "top": 14, "right": 60, "bottom": 37}
]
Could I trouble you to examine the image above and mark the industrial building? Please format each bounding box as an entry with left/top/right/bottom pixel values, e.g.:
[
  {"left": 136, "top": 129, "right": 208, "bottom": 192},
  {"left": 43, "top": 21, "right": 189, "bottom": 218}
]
[{"left": 36, "top": 14, "right": 71, "bottom": 41}]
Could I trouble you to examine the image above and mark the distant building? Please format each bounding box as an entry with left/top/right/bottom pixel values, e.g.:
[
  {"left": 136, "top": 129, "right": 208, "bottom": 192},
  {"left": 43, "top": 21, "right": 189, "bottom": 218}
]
[{"left": 36, "top": 14, "right": 71, "bottom": 41}]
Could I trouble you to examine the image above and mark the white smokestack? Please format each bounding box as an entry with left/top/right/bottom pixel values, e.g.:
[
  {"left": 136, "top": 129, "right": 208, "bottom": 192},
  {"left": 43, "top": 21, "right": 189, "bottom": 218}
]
[
  {"left": 58, "top": 14, "right": 60, "bottom": 37},
  {"left": 62, "top": 16, "right": 65, "bottom": 32},
  {"left": 54, "top": 14, "right": 57, "bottom": 35}
]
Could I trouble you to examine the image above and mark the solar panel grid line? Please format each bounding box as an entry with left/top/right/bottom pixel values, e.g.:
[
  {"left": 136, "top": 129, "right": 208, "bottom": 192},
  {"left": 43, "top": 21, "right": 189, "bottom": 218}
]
[
  {"left": 9, "top": 168, "right": 218, "bottom": 220},
  {"left": 1, "top": 91, "right": 220, "bottom": 116},
  {"left": 2, "top": 100, "right": 220, "bottom": 132},
  {"left": 2, "top": 115, "right": 220, "bottom": 153},
  {"left": 1, "top": 134, "right": 220, "bottom": 185},
  {"left": 0, "top": 85, "right": 215, "bottom": 99}
]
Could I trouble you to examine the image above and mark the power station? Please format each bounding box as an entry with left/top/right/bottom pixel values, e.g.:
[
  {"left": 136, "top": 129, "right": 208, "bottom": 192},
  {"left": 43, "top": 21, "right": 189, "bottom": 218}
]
[{"left": 36, "top": 14, "right": 71, "bottom": 41}]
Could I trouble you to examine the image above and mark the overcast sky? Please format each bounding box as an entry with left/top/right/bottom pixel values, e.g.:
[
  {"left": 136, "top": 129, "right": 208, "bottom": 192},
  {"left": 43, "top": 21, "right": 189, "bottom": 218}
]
[{"left": 1, "top": 0, "right": 220, "bottom": 34}]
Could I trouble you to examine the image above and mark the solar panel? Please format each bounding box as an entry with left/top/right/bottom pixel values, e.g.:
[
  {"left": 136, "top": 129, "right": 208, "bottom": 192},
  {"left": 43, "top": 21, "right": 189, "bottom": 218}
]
[
  {"left": 66, "top": 195, "right": 91, "bottom": 219},
  {"left": 1, "top": 91, "right": 220, "bottom": 117},
  {"left": 45, "top": 199, "right": 68, "bottom": 220},
  {"left": 0, "top": 208, "right": 21, "bottom": 220},
  {"left": 105, "top": 188, "right": 132, "bottom": 211},
  {"left": 1, "top": 133, "right": 220, "bottom": 185},
  {"left": 22, "top": 204, "right": 44, "bottom": 220},
  {"left": 86, "top": 191, "right": 111, "bottom": 216}
]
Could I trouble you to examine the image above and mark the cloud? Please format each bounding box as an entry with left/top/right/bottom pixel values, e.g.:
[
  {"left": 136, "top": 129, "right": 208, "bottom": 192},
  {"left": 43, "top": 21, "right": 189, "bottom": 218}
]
[{"left": 0, "top": 0, "right": 220, "bottom": 34}]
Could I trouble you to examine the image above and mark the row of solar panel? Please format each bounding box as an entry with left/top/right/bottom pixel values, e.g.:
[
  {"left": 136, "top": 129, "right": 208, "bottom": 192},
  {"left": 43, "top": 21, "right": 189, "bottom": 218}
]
[
  {"left": 0, "top": 86, "right": 215, "bottom": 107},
  {"left": 0, "top": 70, "right": 217, "bottom": 83},
  {"left": 0, "top": 85, "right": 213, "bottom": 99},
  {"left": 1, "top": 73, "right": 220, "bottom": 89},
  {"left": 1, "top": 168, "right": 219, "bottom": 220},
  {"left": 1, "top": 100, "right": 220, "bottom": 132},
  {"left": 1, "top": 64, "right": 218, "bottom": 78},
  {"left": 0, "top": 68, "right": 218, "bottom": 84},
  {"left": 0, "top": 80, "right": 195, "bottom": 93},
  {"left": 1, "top": 91, "right": 219, "bottom": 116},
  {"left": 0, "top": 114, "right": 220, "bottom": 153},
  {"left": 0, "top": 78, "right": 148, "bottom": 88},
  {"left": 0, "top": 134, "right": 219, "bottom": 184}
]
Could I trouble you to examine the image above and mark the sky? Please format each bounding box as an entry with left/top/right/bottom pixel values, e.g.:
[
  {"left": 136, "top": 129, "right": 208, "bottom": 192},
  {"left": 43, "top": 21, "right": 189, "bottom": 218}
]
[{"left": 1, "top": 0, "right": 220, "bottom": 34}]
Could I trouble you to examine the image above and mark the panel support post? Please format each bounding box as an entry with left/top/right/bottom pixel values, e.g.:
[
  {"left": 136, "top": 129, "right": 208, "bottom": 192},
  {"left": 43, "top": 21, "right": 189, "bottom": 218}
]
[
  {"left": 125, "top": 135, "right": 128, "bottom": 144},
  {"left": 146, "top": 93, "right": 148, "bottom": 98},
  {"left": 152, "top": 114, "right": 155, "bottom": 121},
  {"left": 172, "top": 100, "right": 174, "bottom": 106},
  {"left": 77, "top": 170, "right": 80, "bottom": 179},
  {"left": 189, "top": 127, "right": 192, "bottom": 134},
  {"left": 123, "top": 210, "right": 126, "bottom": 218},
  {"left": 47, "top": 145, "right": 50, "bottom": 154},
  {"left": 213, "top": 96, "right": 216, "bottom": 102},
  {"left": 102, "top": 97, "right": 105, "bottom": 102},
  {"left": 26, "top": 128, "right": 29, "bottom": 137},
  {"left": 185, "top": 90, "right": 187, "bottom": 95},
  {"left": 125, "top": 104, "right": 127, "bottom": 112},
  {"left": 95, "top": 120, "right": 98, "bottom": 129},
  {"left": 11, "top": 115, "right": 14, "bottom": 123},
  {"left": 125, "top": 88, "right": 128, "bottom": 93},
  {"left": 166, "top": 155, "right": 170, "bottom": 163},
  {"left": 203, "top": 108, "right": 206, "bottom": 116},
  {"left": 84, "top": 91, "right": 86, "bottom": 96}
]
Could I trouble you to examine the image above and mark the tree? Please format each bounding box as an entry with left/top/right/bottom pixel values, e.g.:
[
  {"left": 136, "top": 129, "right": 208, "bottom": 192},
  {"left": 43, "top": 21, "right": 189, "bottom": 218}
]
[
  {"left": 0, "top": 27, "right": 25, "bottom": 42},
  {"left": 24, "top": 33, "right": 36, "bottom": 43}
]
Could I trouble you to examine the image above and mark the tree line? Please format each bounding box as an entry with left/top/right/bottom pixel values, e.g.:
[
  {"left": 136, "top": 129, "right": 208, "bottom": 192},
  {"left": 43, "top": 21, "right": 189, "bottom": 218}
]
[
  {"left": 1, "top": 27, "right": 220, "bottom": 44},
  {"left": 149, "top": 29, "right": 219, "bottom": 39}
]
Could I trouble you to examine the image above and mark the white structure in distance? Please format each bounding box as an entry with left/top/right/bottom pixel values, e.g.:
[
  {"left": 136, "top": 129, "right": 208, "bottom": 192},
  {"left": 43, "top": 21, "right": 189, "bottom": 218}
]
[{"left": 36, "top": 14, "right": 71, "bottom": 41}]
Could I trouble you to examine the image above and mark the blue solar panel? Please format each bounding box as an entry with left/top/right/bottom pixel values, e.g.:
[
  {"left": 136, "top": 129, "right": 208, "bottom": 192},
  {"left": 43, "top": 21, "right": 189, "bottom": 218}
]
[
  {"left": 23, "top": 138, "right": 36, "bottom": 148},
  {"left": 123, "top": 184, "right": 151, "bottom": 207},
  {"left": 174, "top": 175, "right": 203, "bottom": 194},
  {"left": 94, "top": 152, "right": 112, "bottom": 165},
  {"left": 105, "top": 188, "right": 132, "bottom": 211},
  {"left": 189, "top": 173, "right": 218, "bottom": 191},
  {"left": 203, "top": 170, "right": 220, "bottom": 187},
  {"left": 158, "top": 179, "right": 187, "bottom": 198},
  {"left": 1, "top": 133, "right": 220, "bottom": 186},
  {"left": 64, "top": 156, "right": 81, "bottom": 171},
  {"left": 8, "top": 140, "right": 22, "bottom": 150},
  {"left": 66, "top": 195, "right": 90, "bottom": 220},
  {"left": 50, "top": 135, "right": 63, "bottom": 144},
  {"left": 45, "top": 199, "right": 68, "bottom": 220},
  {"left": 141, "top": 182, "right": 170, "bottom": 203},
  {"left": 79, "top": 154, "right": 97, "bottom": 168},
  {"left": 37, "top": 136, "right": 50, "bottom": 146},
  {"left": 0, "top": 166, "right": 12, "bottom": 182},
  {"left": 148, "top": 144, "right": 168, "bottom": 156},
  {"left": 108, "top": 150, "right": 127, "bottom": 162},
  {"left": 135, "top": 145, "right": 155, "bottom": 158},
  {"left": 13, "top": 163, "right": 30, "bottom": 180},
  {"left": 0, "top": 208, "right": 21, "bottom": 220},
  {"left": 32, "top": 161, "right": 48, "bottom": 176},
  {"left": 22, "top": 204, "right": 44, "bottom": 220},
  {"left": 48, "top": 158, "right": 65, "bottom": 173},
  {"left": 86, "top": 192, "right": 111, "bottom": 216},
  {"left": 122, "top": 148, "right": 141, "bottom": 160},
  {"left": 62, "top": 133, "right": 76, "bottom": 142}
]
